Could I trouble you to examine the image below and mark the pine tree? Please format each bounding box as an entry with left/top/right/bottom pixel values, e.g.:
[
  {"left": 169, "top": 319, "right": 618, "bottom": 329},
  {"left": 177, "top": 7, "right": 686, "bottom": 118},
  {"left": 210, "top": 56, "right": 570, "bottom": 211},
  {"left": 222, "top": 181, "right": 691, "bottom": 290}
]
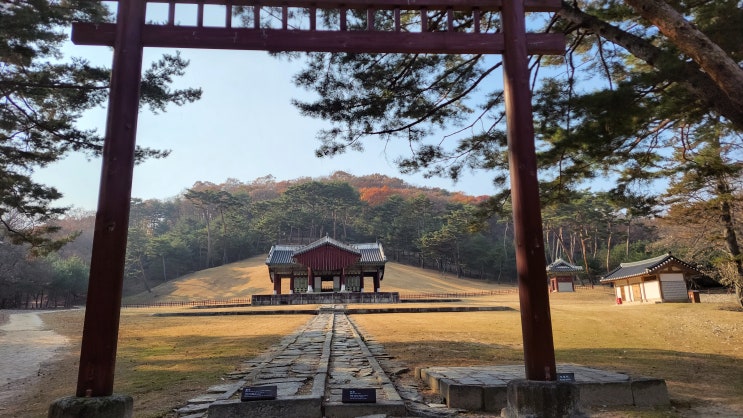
[
  {"left": 0, "top": 0, "right": 201, "bottom": 252},
  {"left": 281, "top": 1, "right": 742, "bottom": 193}
]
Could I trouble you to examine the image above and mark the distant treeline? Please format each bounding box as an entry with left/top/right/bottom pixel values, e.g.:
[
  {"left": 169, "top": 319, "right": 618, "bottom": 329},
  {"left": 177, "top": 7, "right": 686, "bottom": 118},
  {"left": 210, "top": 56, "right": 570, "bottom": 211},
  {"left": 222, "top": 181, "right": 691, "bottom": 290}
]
[{"left": 0, "top": 171, "right": 731, "bottom": 308}]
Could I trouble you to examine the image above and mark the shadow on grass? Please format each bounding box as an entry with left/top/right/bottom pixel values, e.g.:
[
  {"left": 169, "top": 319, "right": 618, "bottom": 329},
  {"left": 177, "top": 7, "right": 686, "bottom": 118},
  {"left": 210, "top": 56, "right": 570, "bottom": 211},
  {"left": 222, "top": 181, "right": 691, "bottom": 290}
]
[
  {"left": 382, "top": 340, "right": 743, "bottom": 412},
  {"left": 381, "top": 340, "right": 525, "bottom": 368},
  {"left": 115, "top": 333, "right": 289, "bottom": 416},
  {"left": 555, "top": 347, "right": 743, "bottom": 402}
]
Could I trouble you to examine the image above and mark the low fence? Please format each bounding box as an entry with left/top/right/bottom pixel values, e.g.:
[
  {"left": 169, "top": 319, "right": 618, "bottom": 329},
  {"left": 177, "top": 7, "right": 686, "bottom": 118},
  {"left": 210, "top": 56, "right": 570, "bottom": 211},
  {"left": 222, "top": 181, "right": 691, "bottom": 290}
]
[
  {"left": 120, "top": 285, "right": 612, "bottom": 309},
  {"left": 122, "top": 298, "right": 252, "bottom": 309},
  {"left": 399, "top": 289, "right": 518, "bottom": 299}
]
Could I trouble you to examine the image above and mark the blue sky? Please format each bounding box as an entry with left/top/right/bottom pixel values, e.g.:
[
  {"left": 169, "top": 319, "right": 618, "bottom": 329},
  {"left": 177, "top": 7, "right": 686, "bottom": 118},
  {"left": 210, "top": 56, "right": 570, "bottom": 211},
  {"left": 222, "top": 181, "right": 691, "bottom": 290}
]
[{"left": 33, "top": 44, "right": 501, "bottom": 211}]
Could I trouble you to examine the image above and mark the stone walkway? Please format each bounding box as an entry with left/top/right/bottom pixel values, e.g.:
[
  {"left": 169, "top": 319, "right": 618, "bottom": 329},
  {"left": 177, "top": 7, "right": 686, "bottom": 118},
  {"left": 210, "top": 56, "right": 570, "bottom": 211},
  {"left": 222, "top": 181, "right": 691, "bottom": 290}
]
[
  {"left": 172, "top": 306, "right": 671, "bottom": 417},
  {"left": 175, "top": 305, "right": 407, "bottom": 418}
]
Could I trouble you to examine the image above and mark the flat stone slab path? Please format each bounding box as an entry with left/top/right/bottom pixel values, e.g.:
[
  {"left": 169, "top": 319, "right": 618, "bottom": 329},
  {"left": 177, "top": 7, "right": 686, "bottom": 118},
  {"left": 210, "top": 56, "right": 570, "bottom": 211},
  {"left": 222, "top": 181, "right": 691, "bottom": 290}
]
[
  {"left": 173, "top": 305, "right": 670, "bottom": 417},
  {"left": 177, "top": 305, "right": 406, "bottom": 418}
]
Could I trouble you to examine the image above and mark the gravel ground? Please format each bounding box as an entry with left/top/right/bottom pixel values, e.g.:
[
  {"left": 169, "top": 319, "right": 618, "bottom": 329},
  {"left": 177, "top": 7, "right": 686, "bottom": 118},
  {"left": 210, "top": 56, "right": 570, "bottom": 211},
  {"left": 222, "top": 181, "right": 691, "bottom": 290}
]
[{"left": 0, "top": 311, "right": 69, "bottom": 409}]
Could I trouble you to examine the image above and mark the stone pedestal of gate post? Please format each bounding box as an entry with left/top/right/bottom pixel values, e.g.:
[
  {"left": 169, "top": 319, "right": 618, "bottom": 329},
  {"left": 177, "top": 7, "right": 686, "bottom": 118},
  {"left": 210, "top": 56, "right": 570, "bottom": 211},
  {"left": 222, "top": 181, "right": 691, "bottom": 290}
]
[
  {"left": 48, "top": 394, "right": 133, "bottom": 418},
  {"left": 501, "top": 380, "right": 585, "bottom": 418}
]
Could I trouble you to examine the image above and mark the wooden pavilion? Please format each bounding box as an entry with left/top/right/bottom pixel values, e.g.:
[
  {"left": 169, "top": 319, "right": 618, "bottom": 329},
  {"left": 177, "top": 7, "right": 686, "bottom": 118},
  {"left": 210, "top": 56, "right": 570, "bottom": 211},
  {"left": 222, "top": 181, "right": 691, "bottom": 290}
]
[
  {"left": 600, "top": 253, "right": 703, "bottom": 303},
  {"left": 266, "top": 236, "right": 386, "bottom": 294},
  {"left": 546, "top": 258, "right": 583, "bottom": 292}
]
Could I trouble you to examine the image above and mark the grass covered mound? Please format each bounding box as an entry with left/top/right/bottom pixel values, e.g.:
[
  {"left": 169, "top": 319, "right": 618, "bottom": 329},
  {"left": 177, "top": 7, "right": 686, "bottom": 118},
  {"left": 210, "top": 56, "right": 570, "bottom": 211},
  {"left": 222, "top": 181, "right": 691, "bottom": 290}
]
[{"left": 123, "top": 254, "right": 520, "bottom": 305}]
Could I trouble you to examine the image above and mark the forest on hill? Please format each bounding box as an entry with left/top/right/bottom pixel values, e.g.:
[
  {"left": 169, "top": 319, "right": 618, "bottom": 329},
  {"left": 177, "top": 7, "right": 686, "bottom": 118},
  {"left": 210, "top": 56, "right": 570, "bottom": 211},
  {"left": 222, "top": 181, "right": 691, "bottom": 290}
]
[
  {"left": 4, "top": 1, "right": 743, "bottom": 310},
  {"left": 2, "top": 170, "right": 735, "bottom": 309}
]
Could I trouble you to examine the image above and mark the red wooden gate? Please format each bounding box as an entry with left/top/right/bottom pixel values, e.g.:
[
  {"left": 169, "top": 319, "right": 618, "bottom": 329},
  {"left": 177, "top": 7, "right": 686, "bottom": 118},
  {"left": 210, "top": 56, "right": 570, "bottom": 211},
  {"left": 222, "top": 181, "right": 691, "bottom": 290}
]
[{"left": 71, "top": 0, "right": 564, "bottom": 397}]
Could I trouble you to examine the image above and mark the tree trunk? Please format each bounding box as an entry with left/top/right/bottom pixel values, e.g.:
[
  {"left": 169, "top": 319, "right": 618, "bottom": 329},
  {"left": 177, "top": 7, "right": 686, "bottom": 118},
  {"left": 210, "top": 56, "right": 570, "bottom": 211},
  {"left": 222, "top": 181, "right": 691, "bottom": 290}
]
[
  {"left": 220, "top": 207, "right": 228, "bottom": 265},
  {"left": 455, "top": 240, "right": 461, "bottom": 278},
  {"left": 332, "top": 210, "right": 337, "bottom": 239},
  {"left": 570, "top": 232, "right": 577, "bottom": 259},
  {"left": 605, "top": 228, "right": 613, "bottom": 273},
  {"left": 625, "top": 220, "right": 631, "bottom": 257},
  {"left": 557, "top": 2, "right": 743, "bottom": 130},
  {"left": 554, "top": 228, "right": 574, "bottom": 264},
  {"left": 717, "top": 179, "right": 743, "bottom": 308},
  {"left": 138, "top": 256, "right": 152, "bottom": 293},
  {"left": 503, "top": 221, "right": 510, "bottom": 261},
  {"left": 342, "top": 214, "right": 348, "bottom": 241},
  {"left": 552, "top": 230, "right": 559, "bottom": 260},
  {"left": 204, "top": 209, "right": 212, "bottom": 268},
  {"left": 578, "top": 234, "right": 590, "bottom": 285},
  {"left": 623, "top": 0, "right": 743, "bottom": 113}
]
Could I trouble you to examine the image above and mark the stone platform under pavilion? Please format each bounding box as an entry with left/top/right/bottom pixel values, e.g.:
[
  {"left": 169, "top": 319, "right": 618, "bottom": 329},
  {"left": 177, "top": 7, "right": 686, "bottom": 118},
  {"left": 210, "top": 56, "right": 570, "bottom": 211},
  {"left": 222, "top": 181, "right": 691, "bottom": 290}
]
[{"left": 251, "top": 291, "right": 400, "bottom": 306}]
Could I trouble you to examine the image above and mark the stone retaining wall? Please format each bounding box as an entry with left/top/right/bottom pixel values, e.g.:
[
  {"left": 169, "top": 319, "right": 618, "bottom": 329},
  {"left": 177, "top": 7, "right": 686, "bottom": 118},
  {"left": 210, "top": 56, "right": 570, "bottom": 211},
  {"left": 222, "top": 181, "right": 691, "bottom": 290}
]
[{"left": 251, "top": 292, "right": 400, "bottom": 306}]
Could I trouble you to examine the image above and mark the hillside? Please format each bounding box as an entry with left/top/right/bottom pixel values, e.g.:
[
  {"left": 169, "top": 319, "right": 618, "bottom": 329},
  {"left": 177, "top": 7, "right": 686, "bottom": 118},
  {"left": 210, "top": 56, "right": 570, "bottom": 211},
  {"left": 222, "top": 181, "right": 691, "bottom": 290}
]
[{"left": 123, "top": 255, "right": 513, "bottom": 304}]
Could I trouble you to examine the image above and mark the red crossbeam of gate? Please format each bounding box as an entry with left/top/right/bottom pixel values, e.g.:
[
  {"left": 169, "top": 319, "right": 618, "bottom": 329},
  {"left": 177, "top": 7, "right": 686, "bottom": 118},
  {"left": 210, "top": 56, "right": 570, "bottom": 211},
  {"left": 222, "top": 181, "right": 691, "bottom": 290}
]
[{"left": 72, "top": 0, "right": 563, "bottom": 54}]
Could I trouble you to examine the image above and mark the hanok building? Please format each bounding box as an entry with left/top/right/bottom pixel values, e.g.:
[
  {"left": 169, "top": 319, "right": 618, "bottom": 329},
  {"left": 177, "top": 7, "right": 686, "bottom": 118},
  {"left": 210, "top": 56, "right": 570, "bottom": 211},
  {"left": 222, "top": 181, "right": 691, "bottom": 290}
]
[
  {"left": 600, "top": 253, "right": 703, "bottom": 303},
  {"left": 546, "top": 258, "right": 583, "bottom": 292},
  {"left": 265, "top": 236, "right": 387, "bottom": 294}
]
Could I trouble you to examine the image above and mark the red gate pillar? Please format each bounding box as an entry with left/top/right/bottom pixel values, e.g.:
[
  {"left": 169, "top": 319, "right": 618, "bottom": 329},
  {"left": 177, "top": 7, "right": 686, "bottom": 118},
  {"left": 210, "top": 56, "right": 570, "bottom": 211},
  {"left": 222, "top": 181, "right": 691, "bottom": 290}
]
[
  {"left": 76, "top": 0, "right": 146, "bottom": 397},
  {"left": 502, "top": 0, "right": 557, "bottom": 381}
]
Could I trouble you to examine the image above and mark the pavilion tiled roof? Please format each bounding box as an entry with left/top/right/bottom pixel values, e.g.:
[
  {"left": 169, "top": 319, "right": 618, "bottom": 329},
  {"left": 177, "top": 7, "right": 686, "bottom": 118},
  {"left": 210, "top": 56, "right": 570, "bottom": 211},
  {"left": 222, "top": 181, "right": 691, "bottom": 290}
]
[
  {"left": 293, "top": 235, "right": 360, "bottom": 257},
  {"left": 546, "top": 258, "right": 583, "bottom": 274},
  {"left": 265, "top": 238, "right": 386, "bottom": 266},
  {"left": 265, "top": 244, "right": 303, "bottom": 265},
  {"left": 354, "top": 242, "right": 387, "bottom": 264},
  {"left": 600, "top": 253, "right": 701, "bottom": 282}
]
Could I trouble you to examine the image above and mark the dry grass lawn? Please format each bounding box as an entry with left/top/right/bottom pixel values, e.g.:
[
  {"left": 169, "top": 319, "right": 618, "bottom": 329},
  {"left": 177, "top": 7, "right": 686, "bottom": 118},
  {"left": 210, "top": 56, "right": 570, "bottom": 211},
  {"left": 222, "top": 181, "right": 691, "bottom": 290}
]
[
  {"left": 122, "top": 257, "right": 276, "bottom": 304},
  {"left": 5, "top": 255, "right": 742, "bottom": 417},
  {"left": 5, "top": 309, "right": 307, "bottom": 417},
  {"left": 353, "top": 290, "right": 743, "bottom": 416}
]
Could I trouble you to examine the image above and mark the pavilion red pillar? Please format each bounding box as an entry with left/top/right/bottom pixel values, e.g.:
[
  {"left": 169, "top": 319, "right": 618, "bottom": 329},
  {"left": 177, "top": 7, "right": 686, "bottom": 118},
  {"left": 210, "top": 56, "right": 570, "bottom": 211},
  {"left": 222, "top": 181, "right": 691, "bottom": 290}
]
[
  {"left": 289, "top": 275, "right": 295, "bottom": 294},
  {"left": 373, "top": 273, "right": 380, "bottom": 293},
  {"left": 274, "top": 275, "right": 282, "bottom": 295},
  {"left": 502, "top": 0, "right": 557, "bottom": 381},
  {"left": 340, "top": 268, "right": 346, "bottom": 291},
  {"left": 307, "top": 267, "right": 314, "bottom": 292},
  {"left": 76, "top": 0, "right": 146, "bottom": 397}
]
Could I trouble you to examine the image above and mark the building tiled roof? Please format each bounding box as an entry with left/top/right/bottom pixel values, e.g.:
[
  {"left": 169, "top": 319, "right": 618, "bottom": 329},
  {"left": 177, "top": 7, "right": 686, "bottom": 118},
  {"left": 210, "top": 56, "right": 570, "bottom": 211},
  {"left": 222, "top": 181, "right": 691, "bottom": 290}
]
[
  {"left": 293, "top": 235, "right": 360, "bottom": 257},
  {"left": 354, "top": 242, "right": 387, "bottom": 264},
  {"left": 546, "top": 258, "right": 583, "bottom": 274},
  {"left": 265, "top": 244, "right": 303, "bottom": 265},
  {"left": 600, "top": 253, "right": 701, "bottom": 282},
  {"left": 265, "top": 239, "right": 386, "bottom": 266}
]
